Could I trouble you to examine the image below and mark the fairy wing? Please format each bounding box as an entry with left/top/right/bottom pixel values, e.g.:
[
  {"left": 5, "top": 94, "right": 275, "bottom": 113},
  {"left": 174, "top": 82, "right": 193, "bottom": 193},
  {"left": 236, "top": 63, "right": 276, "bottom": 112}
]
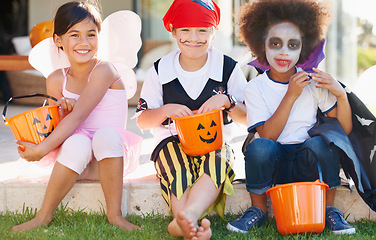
[
  {"left": 28, "top": 10, "right": 142, "bottom": 99},
  {"left": 98, "top": 10, "right": 142, "bottom": 99},
  {"left": 28, "top": 37, "right": 70, "bottom": 78}
]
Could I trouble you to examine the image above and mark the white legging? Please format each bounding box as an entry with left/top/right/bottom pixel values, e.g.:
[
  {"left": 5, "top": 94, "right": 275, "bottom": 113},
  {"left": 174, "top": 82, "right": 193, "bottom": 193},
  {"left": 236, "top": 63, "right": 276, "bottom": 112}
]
[{"left": 56, "top": 127, "right": 124, "bottom": 174}]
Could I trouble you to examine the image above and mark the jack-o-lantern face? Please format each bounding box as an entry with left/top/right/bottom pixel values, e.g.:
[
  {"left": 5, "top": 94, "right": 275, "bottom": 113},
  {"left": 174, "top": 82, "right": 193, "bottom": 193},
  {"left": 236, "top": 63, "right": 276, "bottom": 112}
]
[
  {"left": 197, "top": 120, "right": 218, "bottom": 144},
  {"left": 33, "top": 113, "right": 55, "bottom": 138}
]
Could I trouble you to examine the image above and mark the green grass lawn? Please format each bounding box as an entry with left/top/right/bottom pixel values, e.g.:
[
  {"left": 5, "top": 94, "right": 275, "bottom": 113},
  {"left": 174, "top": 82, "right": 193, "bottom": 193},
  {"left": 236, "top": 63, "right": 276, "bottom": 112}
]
[{"left": 1, "top": 204, "right": 376, "bottom": 240}]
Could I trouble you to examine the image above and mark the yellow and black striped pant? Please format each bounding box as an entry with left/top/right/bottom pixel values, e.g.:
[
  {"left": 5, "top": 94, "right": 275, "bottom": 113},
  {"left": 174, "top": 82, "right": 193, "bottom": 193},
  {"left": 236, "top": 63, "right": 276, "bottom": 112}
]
[{"left": 152, "top": 137, "right": 236, "bottom": 219}]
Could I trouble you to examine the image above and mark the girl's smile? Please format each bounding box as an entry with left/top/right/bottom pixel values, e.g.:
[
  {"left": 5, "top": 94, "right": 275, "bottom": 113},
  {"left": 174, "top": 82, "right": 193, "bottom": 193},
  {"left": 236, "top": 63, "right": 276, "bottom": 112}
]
[{"left": 55, "top": 17, "right": 99, "bottom": 64}]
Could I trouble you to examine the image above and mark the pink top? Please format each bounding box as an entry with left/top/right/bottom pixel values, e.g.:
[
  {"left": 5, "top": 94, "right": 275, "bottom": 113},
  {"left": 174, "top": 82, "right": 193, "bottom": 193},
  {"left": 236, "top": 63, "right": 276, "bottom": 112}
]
[
  {"left": 39, "top": 61, "right": 141, "bottom": 177},
  {"left": 62, "top": 62, "right": 128, "bottom": 138}
]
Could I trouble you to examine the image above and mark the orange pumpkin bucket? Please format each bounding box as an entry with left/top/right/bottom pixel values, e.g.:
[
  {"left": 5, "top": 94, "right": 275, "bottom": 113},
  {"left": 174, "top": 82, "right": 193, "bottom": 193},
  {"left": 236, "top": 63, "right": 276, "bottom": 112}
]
[
  {"left": 171, "top": 108, "right": 224, "bottom": 156},
  {"left": 2, "top": 94, "right": 60, "bottom": 144},
  {"left": 266, "top": 148, "right": 329, "bottom": 235}
]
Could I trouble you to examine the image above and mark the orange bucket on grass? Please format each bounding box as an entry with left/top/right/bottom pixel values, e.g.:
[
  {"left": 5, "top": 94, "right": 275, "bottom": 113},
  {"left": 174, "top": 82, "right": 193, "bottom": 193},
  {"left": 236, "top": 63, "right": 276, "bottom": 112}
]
[
  {"left": 267, "top": 180, "right": 328, "bottom": 235},
  {"left": 2, "top": 94, "right": 60, "bottom": 144},
  {"left": 266, "top": 148, "right": 329, "bottom": 235},
  {"left": 171, "top": 108, "right": 224, "bottom": 156}
]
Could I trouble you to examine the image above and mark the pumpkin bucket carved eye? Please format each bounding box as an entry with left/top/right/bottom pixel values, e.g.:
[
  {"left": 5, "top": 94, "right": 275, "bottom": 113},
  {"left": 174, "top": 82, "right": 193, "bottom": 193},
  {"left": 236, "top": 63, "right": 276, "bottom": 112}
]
[
  {"left": 197, "top": 120, "right": 218, "bottom": 144},
  {"left": 172, "top": 108, "right": 224, "bottom": 156}
]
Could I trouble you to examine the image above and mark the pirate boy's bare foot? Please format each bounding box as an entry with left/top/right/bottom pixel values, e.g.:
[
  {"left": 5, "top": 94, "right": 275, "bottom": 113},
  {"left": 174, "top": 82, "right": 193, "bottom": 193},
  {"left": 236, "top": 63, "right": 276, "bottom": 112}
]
[
  {"left": 195, "top": 218, "right": 212, "bottom": 240},
  {"left": 176, "top": 211, "right": 197, "bottom": 239}
]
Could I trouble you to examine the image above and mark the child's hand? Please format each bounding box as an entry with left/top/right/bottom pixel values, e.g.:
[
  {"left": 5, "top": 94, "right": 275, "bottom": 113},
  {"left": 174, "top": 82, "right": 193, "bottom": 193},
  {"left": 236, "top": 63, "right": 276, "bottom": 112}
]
[
  {"left": 16, "top": 140, "right": 46, "bottom": 162},
  {"left": 310, "top": 68, "right": 345, "bottom": 98},
  {"left": 196, "top": 94, "right": 227, "bottom": 114},
  {"left": 163, "top": 104, "right": 193, "bottom": 118},
  {"left": 57, "top": 97, "right": 76, "bottom": 117},
  {"left": 286, "top": 71, "right": 312, "bottom": 100}
]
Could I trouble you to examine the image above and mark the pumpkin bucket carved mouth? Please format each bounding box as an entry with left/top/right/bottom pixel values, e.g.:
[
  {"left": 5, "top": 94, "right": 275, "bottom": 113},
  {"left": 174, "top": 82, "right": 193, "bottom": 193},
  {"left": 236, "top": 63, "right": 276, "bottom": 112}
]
[
  {"left": 2, "top": 94, "right": 60, "bottom": 144},
  {"left": 199, "top": 131, "right": 217, "bottom": 143},
  {"left": 171, "top": 108, "right": 224, "bottom": 156},
  {"left": 36, "top": 125, "right": 55, "bottom": 138}
]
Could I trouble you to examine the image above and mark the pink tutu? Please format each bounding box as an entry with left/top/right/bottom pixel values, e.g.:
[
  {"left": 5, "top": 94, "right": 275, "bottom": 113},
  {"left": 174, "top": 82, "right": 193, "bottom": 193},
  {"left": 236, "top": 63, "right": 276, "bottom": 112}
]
[{"left": 36, "top": 129, "right": 142, "bottom": 177}]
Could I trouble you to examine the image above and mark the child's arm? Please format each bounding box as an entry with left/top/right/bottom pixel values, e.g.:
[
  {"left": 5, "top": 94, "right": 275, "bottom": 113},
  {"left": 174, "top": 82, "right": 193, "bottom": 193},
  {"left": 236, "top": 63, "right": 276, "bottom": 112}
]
[
  {"left": 46, "top": 71, "right": 75, "bottom": 118},
  {"left": 46, "top": 70, "right": 64, "bottom": 105},
  {"left": 226, "top": 101, "right": 247, "bottom": 125},
  {"left": 196, "top": 94, "right": 247, "bottom": 125},
  {"left": 136, "top": 66, "right": 194, "bottom": 130},
  {"left": 310, "top": 68, "right": 352, "bottom": 134},
  {"left": 17, "top": 62, "right": 118, "bottom": 161},
  {"left": 137, "top": 104, "right": 193, "bottom": 130},
  {"left": 196, "top": 63, "right": 247, "bottom": 125},
  {"left": 256, "top": 71, "right": 311, "bottom": 140}
]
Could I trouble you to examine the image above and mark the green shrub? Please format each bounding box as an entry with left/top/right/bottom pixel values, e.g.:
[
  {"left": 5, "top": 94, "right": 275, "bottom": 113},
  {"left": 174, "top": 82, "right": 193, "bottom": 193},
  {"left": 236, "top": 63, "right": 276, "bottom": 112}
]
[{"left": 358, "top": 47, "right": 376, "bottom": 72}]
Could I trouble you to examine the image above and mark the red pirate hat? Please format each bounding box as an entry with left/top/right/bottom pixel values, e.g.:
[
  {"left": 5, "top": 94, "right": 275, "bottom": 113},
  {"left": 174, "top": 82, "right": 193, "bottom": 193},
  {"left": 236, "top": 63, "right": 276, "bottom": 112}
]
[{"left": 163, "top": 0, "right": 220, "bottom": 32}]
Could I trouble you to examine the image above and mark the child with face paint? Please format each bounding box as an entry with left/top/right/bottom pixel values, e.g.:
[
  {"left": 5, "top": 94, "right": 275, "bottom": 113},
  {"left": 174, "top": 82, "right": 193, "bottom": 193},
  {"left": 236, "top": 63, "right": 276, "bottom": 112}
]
[
  {"left": 227, "top": 0, "right": 356, "bottom": 235},
  {"left": 135, "top": 0, "right": 247, "bottom": 239}
]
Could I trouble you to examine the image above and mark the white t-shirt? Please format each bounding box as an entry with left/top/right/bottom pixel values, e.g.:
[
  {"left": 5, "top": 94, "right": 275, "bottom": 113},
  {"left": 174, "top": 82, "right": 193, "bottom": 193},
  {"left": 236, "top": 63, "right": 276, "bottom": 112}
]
[
  {"left": 136, "top": 46, "right": 247, "bottom": 145},
  {"left": 244, "top": 68, "right": 337, "bottom": 144}
]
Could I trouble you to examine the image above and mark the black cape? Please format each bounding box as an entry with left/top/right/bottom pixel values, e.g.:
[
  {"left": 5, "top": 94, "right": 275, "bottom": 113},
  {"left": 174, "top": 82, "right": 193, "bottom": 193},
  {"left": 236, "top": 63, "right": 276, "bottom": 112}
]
[{"left": 309, "top": 83, "right": 376, "bottom": 211}]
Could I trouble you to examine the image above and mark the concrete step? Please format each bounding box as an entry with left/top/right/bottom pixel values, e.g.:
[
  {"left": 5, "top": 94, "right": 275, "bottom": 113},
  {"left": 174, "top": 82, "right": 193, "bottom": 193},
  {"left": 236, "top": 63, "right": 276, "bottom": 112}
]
[
  {"left": 1, "top": 161, "right": 375, "bottom": 222},
  {"left": 1, "top": 104, "right": 375, "bottom": 222}
]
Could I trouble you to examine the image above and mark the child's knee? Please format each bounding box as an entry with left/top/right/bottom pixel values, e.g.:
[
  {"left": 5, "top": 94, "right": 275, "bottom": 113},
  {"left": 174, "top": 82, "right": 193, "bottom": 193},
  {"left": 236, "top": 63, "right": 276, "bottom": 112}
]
[
  {"left": 92, "top": 127, "right": 123, "bottom": 161},
  {"left": 57, "top": 134, "right": 92, "bottom": 174},
  {"left": 244, "top": 138, "right": 278, "bottom": 164},
  {"left": 304, "top": 136, "right": 340, "bottom": 161},
  {"left": 303, "top": 136, "right": 326, "bottom": 149}
]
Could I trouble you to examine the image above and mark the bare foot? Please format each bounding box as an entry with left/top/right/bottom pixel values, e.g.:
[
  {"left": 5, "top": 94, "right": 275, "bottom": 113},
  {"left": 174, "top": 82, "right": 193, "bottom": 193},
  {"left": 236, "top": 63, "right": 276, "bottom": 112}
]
[
  {"left": 108, "top": 215, "right": 140, "bottom": 231},
  {"left": 176, "top": 211, "right": 197, "bottom": 240},
  {"left": 195, "top": 218, "right": 212, "bottom": 240},
  {"left": 12, "top": 215, "right": 52, "bottom": 232}
]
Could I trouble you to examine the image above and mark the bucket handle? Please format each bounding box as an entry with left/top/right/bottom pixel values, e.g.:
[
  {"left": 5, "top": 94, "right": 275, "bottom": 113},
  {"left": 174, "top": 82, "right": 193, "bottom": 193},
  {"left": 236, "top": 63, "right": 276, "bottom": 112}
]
[
  {"left": 272, "top": 147, "right": 324, "bottom": 186},
  {"left": 2, "top": 93, "right": 58, "bottom": 122},
  {"left": 167, "top": 117, "right": 179, "bottom": 139}
]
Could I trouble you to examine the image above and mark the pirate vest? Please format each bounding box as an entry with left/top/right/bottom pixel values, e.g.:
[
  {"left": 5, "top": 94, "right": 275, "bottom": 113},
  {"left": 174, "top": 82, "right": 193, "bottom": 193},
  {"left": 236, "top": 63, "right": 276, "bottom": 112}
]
[{"left": 154, "top": 55, "right": 237, "bottom": 125}]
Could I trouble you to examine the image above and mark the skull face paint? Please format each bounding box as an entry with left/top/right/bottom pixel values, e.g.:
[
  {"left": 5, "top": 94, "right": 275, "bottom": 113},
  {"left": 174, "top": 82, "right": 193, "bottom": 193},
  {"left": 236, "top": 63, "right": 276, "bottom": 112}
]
[{"left": 265, "top": 22, "right": 302, "bottom": 74}]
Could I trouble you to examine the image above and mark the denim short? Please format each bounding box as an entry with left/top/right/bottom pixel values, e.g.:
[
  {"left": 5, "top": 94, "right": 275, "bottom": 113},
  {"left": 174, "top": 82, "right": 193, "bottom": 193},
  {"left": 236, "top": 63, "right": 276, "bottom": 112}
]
[{"left": 244, "top": 136, "right": 341, "bottom": 194}]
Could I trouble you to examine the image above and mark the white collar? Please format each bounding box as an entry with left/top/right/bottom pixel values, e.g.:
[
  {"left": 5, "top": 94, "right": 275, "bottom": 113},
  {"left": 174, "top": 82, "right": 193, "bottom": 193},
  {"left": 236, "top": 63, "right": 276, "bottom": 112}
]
[{"left": 158, "top": 46, "right": 224, "bottom": 85}]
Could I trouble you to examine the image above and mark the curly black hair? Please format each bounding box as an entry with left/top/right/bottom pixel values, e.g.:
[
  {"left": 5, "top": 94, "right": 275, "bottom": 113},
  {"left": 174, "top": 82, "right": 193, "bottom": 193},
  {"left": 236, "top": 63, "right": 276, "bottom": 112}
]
[{"left": 238, "top": 0, "right": 331, "bottom": 65}]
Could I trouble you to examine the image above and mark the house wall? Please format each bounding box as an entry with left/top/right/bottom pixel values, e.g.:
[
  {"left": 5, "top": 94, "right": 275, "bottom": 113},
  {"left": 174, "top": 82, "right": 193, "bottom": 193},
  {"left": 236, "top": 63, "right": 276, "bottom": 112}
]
[{"left": 28, "top": 0, "right": 133, "bottom": 31}]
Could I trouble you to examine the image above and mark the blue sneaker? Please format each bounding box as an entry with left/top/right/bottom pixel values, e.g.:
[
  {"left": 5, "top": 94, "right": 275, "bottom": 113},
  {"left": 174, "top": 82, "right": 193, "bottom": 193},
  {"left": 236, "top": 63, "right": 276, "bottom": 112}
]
[
  {"left": 226, "top": 206, "right": 267, "bottom": 233},
  {"left": 325, "top": 206, "right": 356, "bottom": 235}
]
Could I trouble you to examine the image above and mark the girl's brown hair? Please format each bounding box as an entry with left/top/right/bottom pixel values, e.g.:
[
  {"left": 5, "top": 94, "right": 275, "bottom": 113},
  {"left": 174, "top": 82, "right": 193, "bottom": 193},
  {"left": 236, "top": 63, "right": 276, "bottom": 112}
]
[{"left": 53, "top": 1, "right": 102, "bottom": 37}]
